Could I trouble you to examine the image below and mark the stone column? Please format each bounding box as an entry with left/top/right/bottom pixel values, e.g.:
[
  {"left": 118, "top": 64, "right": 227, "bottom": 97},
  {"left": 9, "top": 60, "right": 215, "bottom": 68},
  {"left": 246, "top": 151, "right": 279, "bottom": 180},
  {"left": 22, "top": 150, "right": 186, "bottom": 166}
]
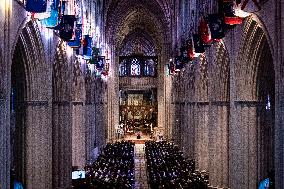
[
  {"left": 25, "top": 102, "right": 52, "bottom": 189},
  {"left": 173, "top": 103, "right": 182, "bottom": 146},
  {"left": 208, "top": 103, "right": 229, "bottom": 188},
  {"left": 52, "top": 102, "right": 72, "bottom": 189},
  {"left": 0, "top": 0, "right": 11, "bottom": 187},
  {"left": 185, "top": 103, "right": 195, "bottom": 160},
  {"left": 164, "top": 74, "right": 173, "bottom": 140},
  {"left": 95, "top": 102, "right": 106, "bottom": 152},
  {"left": 85, "top": 103, "right": 96, "bottom": 162},
  {"left": 72, "top": 102, "right": 86, "bottom": 169},
  {"left": 229, "top": 102, "right": 258, "bottom": 189},
  {"left": 195, "top": 103, "right": 209, "bottom": 172},
  {"left": 274, "top": 1, "right": 284, "bottom": 188},
  {"left": 180, "top": 103, "right": 187, "bottom": 153},
  {"left": 0, "top": 97, "right": 10, "bottom": 189}
]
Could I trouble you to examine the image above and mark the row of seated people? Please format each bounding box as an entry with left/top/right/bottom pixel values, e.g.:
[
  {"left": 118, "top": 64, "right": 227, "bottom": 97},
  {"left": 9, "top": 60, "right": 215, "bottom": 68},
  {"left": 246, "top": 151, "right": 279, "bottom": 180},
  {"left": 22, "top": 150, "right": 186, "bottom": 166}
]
[
  {"left": 77, "top": 141, "right": 135, "bottom": 189},
  {"left": 145, "top": 141, "right": 209, "bottom": 189}
]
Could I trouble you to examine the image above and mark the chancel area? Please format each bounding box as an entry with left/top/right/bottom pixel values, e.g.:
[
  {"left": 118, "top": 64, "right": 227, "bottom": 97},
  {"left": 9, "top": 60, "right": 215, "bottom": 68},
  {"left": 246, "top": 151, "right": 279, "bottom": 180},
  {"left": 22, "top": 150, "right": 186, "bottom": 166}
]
[{"left": 0, "top": 0, "right": 283, "bottom": 188}]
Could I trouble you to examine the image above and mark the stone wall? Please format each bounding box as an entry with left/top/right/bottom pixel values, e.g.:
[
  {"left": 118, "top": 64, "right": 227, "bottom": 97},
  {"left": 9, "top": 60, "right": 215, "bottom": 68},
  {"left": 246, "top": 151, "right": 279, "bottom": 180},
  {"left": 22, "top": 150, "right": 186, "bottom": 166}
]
[
  {"left": 0, "top": 1, "right": 106, "bottom": 189},
  {"left": 170, "top": 1, "right": 283, "bottom": 188}
]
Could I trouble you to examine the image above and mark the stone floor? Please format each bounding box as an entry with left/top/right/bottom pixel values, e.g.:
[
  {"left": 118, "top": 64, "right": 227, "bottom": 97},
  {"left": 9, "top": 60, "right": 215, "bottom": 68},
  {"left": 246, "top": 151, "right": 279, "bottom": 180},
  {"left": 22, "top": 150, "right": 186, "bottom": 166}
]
[{"left": 134, "top": 144, "right": 149, "bottom": 189}]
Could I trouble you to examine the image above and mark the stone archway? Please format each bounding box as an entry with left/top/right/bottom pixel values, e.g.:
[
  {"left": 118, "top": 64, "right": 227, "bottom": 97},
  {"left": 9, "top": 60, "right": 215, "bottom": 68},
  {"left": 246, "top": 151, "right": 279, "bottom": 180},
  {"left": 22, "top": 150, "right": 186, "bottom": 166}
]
[
  {"left": 229, "top": 18, "right": 275, "bottom": 189},
  {"left": 105, "top": 0, "right": 171, "bottom": 141},
  {"left": 10, "top": 21, "right": 52, "bottom": 189}
]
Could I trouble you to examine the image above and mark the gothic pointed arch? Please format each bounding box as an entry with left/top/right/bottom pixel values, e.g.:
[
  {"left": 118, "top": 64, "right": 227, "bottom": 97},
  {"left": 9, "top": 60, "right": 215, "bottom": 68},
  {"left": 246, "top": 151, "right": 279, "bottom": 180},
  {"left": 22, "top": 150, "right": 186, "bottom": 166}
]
[
  {"left": 10, "top": 20, "right": 52, "bottom": 189},
  {"left": 230, "top": 17, "right": 275, "bottom": 189}
]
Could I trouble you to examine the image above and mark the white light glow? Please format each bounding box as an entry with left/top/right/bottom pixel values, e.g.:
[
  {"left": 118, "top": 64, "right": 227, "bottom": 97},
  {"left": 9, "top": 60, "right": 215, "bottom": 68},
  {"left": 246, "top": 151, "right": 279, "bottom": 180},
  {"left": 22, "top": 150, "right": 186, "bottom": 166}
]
[
  {"left": 87, "top": 63, "right": 95, "bottom": 73},
  {"left": 96, "top": 26, "right": 100, "bottom": 37},
  {"left": 66, "top": 45, "right": 74, "bottom": 58},
  {"left": 234, "top": 9, "right": 251, "bottom": 18},
  {"left": 76, "top": 56, "right": 86, "bottom": 71},
  {"left": 40, "top": 24, "right": 53, "bottom": 40},
  {"left": 101, "top": 73, "right": 108, "bottom": 82},
  {"left": 34, "top": 12, "right": 51, "bottom": 20},
  {"left": 194, "top": 53, "right": 201, "bottom": 58},
  {"left": 234, "top": 4, "right": 251, "bottom": 18},
  {"left": 0, "top": 0, "right": 12, "bottom": 12}
]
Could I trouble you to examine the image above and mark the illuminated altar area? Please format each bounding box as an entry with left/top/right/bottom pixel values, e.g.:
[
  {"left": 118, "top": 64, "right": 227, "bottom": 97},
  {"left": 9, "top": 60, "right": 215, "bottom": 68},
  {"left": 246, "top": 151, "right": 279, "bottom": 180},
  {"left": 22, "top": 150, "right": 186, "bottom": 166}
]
[{"left": 119, "top": 89, "right": 157, "bottom": 141}]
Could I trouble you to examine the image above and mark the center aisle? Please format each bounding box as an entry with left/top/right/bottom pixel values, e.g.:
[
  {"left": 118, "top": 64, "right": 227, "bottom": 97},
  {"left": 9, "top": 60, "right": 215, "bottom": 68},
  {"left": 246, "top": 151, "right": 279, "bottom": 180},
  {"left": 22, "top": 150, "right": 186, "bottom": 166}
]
[{"left": 134, "top": 144, "right": 149, "bottom": 189}]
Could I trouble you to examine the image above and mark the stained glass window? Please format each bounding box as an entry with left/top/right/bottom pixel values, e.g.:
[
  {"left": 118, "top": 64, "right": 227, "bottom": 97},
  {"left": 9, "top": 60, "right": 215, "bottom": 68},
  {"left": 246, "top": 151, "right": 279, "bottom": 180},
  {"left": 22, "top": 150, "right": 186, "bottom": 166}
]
[
  {"left": 144, "top": 59, "right": 155, "bottom": 76},
  {"left": 119, "top": 60, "right": 127, "bottom": 76},
  {"left": 119, "top": 56, "right": 157, "bottom": 77},
  {"left": 130, "top": 58, "right": 140, "bottom": 76},
  {"left": 266, "top": 95, "right": 271, "bottom": 110}
]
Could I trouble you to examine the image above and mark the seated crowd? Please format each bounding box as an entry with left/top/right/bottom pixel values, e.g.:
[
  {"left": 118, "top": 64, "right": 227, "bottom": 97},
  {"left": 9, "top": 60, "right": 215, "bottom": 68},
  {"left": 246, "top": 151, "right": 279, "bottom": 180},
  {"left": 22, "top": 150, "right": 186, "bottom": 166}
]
[
  {"left": 145, "top": 141, "right": 209, "bottom": 189},
  {"left": 73, "top": 141, "right": 135, "bottom": 189}
]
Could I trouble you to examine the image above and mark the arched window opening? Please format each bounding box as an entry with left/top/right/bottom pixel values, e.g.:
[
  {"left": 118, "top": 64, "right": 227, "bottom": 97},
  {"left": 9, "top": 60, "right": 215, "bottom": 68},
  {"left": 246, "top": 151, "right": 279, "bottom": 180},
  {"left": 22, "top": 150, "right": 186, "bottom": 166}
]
[
  {"left": 144, "top": 59, "right": 155, "bottom": 76},
  {"left": 119, "top": 59, "right": 128, "bottom": 76},
  {"left": 130, "top": 58, "right": 141, "bottom": 76},
  {"left": 119, "top": 56, "right": 157, "bottom": 77},
  {"left": 266, "top": 94, "right": 271, "bottom": 110}
]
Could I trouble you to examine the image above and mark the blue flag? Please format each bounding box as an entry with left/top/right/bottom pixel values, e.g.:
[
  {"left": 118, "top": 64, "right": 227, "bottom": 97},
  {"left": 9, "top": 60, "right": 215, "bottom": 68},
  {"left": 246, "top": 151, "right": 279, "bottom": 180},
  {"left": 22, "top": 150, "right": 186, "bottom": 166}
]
[
  {"left": 40, "top": 4, "right": 59, "bottom": 28},
  {"left": 68, "top": 24, "right": 82, "bottom": 48},
  {"left": 95, "top": 56, "right": 105, "bottom": 70},
  {"left": 25, "top": 0, "right": 47, "bottom": 13},
  {"left": 83, "top": 35, "right": 92, "bottom": 59},
  {"left": 207, "top": 14, "right": 225, "bottom": 39},
  {"left": 59, "top": 15, "right": 76, "bottom": 41},
  {"left": 53, "top": 1, "right": 66, "bottom": 30},
  {"left": 53, "top": 0, "right": 60, "bottom": 9}
]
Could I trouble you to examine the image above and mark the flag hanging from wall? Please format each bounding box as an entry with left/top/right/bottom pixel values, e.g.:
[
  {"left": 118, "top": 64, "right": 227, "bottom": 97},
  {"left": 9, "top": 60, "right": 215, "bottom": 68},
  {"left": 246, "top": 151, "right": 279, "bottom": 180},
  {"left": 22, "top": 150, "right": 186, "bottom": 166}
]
[
  {"left": 33, "top": 0, "right": 52, "bottom": 20},
  {"left": 199, "top": 18, "right": 212, "bottom": 45},
  {"left": 51, "top": 1, "right": 67, "bottom": 31},
  {"left": 40, "top": 4, "right": 59, "bottom": 28},
  {"left": 59, "top": 15, "right": 76, "bottom": 41},
  {"left": 53, "top": 0, "right": 60, "bottom": 9},
  {"left": 207, "top": 14, "right": 225, "bottom": 40},
  {"left": 222, "top": 1, "right": 243, "bottom": 25},
  {"left": 193, "top": 34, "right": 205, "bottom": 53},
  {"left": 95, "top": 56, "right": 105, "bottom": 70},
  {"left": 25, "top": 0, "right": 47, "bottom": 13},
  {"left": 83, "top": 35, "right": 92, "bottom": 59},
  {"left": 92, "top": 47, "right": 101, "bottom": 57},
  {"left": 68, "top": 24, "right": 82, "bottom": 48},
  {"left": 186, "top": 38, "right": 195, "bottom": 60}
]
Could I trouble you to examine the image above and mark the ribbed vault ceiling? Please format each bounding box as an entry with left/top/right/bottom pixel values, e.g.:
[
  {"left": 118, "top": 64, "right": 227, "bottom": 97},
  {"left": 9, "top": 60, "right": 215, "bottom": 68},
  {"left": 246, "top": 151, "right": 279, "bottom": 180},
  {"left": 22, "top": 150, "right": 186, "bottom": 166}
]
[
  {"left": 105, "top": 0, "right": 171, "bottom": 54},
  {"left": 119, "top": 28, "right": 156, "bottom": 56}
]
